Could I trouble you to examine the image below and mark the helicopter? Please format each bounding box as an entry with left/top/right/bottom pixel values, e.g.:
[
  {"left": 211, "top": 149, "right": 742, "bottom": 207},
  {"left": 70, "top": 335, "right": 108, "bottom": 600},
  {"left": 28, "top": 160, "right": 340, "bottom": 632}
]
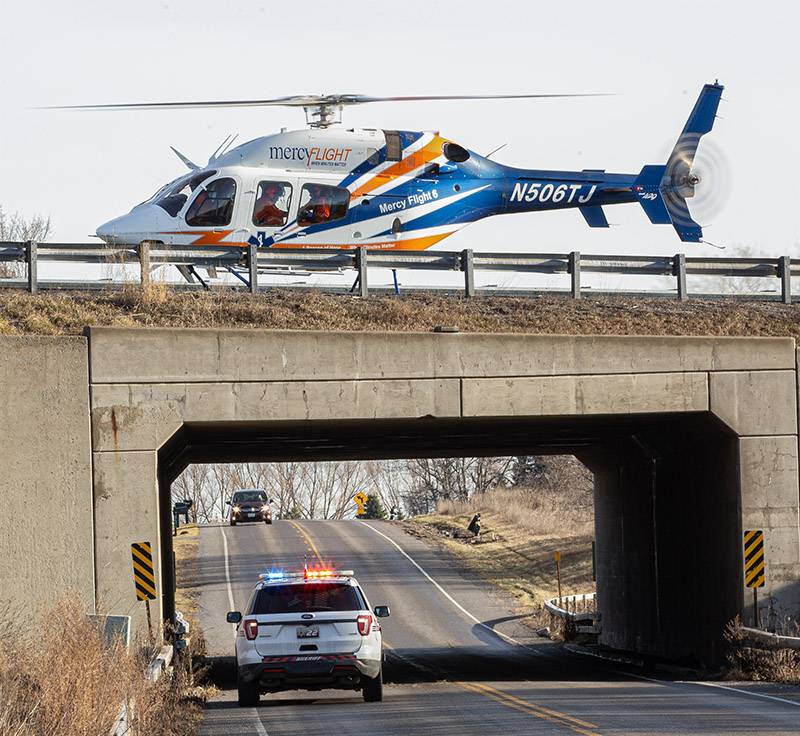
[{"left": 54, "top": 84, "right": 724, "bottom": 257}]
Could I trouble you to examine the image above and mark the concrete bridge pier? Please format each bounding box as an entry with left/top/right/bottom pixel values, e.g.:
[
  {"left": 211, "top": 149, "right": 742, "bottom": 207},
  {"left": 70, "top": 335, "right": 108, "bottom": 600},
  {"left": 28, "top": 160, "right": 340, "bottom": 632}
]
[{"left": 584, "top": 416, "right": 741, "bottom": 663}]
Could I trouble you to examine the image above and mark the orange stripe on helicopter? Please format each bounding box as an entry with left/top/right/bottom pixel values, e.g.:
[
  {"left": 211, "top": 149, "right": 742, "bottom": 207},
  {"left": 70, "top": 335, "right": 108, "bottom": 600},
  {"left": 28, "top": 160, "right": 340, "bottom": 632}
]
[
  {"left": 349, "top": 136, "right": 446, "bottom": 200},
  {"left": 160, "top": 230, "right": 235, "bottom": 245},
  {"left": 270, "top": 231, "right": 453, "bottom": 251}
]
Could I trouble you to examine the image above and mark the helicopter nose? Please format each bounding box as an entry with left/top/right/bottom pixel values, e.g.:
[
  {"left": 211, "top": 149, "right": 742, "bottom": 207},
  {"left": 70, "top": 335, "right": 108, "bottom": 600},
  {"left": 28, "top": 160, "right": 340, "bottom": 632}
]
[{"left": 96, "top": 218, "right": 118, "bottom": 244}]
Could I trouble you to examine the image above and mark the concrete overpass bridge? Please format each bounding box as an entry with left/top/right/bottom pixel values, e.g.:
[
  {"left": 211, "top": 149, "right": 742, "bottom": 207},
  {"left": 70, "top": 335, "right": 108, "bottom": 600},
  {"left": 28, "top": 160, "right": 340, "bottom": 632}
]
[{"left": 1, "top": 328, "right": 798, "bottom": 664}]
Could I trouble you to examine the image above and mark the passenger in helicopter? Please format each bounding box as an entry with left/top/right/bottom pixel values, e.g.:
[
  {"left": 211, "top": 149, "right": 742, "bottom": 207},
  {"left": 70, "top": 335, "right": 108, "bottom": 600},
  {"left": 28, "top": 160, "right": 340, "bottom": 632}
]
[
  {"left": 253, "top": 182, "right": 289, "bottom": 227},
  {"left": 298, "top": 184, "right": 332, "bottom": 225}
]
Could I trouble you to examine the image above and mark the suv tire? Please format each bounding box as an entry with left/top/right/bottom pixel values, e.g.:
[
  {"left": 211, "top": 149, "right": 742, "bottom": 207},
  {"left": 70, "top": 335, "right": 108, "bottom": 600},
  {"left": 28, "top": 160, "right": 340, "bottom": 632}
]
[
  {"left": 362, "top": 668, "right": 383, "bottom": 702},
  {"left": 230, "top": 519, "right": 237, "bottom": 527},
  {"left": 237, "top": 676, "right": 259, "bottom": 707}
]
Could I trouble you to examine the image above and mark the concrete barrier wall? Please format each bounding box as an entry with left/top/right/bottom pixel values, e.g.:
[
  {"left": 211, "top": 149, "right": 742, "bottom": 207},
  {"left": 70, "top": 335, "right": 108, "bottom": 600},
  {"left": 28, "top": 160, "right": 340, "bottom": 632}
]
[{"left": 0, "top": 336, "right": 94, "bottom": 615}]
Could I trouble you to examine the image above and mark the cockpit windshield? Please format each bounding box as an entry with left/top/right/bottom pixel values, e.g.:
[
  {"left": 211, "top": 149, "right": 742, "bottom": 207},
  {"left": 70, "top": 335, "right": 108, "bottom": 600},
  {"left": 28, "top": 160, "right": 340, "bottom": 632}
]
[{"left": 149, "top": 170, "right": 218, "bottom": 217}]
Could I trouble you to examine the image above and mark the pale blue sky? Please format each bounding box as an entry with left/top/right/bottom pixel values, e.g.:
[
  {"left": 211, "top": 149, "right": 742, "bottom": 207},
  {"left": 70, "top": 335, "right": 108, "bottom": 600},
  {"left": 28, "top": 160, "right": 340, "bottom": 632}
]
[{"left": 1, "top": 1, "right": 797, "bottom": 263}]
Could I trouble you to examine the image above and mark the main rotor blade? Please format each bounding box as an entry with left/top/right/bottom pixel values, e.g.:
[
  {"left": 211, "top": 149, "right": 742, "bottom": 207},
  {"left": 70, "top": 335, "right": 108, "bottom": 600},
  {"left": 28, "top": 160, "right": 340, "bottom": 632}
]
[
  {"left": 350, "top": 93, "right": 611, "bottom": 103},
  {"left": 41, "top": 92, "right": 610, "bottom": 111}
]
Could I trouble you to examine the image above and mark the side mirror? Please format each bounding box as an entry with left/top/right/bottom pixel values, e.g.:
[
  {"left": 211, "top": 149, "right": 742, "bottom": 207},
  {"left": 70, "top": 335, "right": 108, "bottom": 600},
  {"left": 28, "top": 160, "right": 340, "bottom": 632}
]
[
  {"left": 226, "top": 611, "right": 242, "bottom": 624},
  {"left": 374, "top": 605, "right": 390, "bottom": 618},
  {"left": 225, "top": 500, "right": 231, "bottom": 506}
]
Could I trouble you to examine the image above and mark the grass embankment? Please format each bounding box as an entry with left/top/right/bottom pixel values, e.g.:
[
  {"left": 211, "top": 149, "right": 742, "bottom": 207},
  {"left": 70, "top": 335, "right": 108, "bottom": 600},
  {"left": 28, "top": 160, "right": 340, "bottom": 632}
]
[
  {"left": 406, "top": 471, "right": 595, "bottom": 621},
  {"left": 0, "top": 524, "right": 214, "bottom": 735},
  {"left": 0, "top": 599, "right": 204, "bottom": 736},
  {"left": 174, "top": 523, "right": 200, "bottom": 616},
  {"left": 173, "top": 523, "right": 211, "bottom": 679},
  {"left": 1, "top": 289, "right": 800, "bottom": 336}
]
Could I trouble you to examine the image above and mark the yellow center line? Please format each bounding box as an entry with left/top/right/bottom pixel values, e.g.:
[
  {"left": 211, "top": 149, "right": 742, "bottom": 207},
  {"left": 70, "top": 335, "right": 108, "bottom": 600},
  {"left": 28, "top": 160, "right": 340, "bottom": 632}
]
[
  {"left": 383, "top": 641, "right": 600, "bottom": 735},
  {"left": 464, "top": 680, "right": 601, "bottom": 735},
  {"left": 288, "top": 520, "right": 324, "bottom": 565}
]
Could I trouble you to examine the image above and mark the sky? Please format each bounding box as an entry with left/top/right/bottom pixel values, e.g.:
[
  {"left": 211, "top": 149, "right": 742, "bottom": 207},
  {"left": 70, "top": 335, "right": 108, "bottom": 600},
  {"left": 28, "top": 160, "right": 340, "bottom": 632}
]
[{"left": 1, "top": 1, "right": 798, "bottom": 288}]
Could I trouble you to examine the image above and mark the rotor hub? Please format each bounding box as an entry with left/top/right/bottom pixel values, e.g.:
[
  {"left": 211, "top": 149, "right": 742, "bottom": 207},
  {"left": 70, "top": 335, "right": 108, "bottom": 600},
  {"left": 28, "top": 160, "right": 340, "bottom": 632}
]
[{"left": 303, "top": 104, "right": 343, "bottom": 129}]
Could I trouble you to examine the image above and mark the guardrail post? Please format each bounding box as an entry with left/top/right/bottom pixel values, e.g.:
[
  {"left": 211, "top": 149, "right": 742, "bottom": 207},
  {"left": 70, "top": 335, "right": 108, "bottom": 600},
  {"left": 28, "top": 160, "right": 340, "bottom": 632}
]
[
  {"left": 673, "top": 253, "right": 687, "bottom": 300},
  {"left": 568, "top": 251, "right": 581, "bottom": 299},
  {"left": 247, "top": 242, "right": 258, "bottom": 294},
  {"left": 461, "top": 249, "right": 475, "bottom": 298},
  {"left": 138, "top": 241, "right": 151, "bottom": 287},
  {"left": 26, "top": 240, "right": 38, "bottom": 294},
  {"left": 779, "top": 255, "right": 791, "bottom": 304},
  {"left": 356, "top": 247, "right": 369, "bottom": 298}
]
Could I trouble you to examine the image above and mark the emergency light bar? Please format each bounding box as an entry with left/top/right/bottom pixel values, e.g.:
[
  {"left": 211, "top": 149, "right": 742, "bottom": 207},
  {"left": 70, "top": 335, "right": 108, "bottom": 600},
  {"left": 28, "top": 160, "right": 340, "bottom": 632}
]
[{"left": 258, "top": 568, "right": 354, "bottom": 582}]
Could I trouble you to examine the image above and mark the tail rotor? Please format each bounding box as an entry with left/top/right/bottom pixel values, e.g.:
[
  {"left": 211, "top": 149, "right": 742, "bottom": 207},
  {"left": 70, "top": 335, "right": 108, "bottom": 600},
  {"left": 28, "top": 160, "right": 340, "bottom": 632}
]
[{"left": 665, "top": 137, "right": 731, "bottom": 222}]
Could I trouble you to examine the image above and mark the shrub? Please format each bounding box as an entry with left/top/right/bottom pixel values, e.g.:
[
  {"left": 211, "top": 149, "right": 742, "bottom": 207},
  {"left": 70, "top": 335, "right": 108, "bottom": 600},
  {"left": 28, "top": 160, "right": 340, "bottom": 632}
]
[{"left": 0, "top": 597, "right": 203, "bottom": 736}]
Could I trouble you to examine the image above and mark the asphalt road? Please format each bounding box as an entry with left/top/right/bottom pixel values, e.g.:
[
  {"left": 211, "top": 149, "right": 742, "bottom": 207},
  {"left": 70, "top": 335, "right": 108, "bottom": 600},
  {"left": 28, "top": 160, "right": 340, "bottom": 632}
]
[{"left": 195, "top": 519, "right": 800, "bottom": 735}]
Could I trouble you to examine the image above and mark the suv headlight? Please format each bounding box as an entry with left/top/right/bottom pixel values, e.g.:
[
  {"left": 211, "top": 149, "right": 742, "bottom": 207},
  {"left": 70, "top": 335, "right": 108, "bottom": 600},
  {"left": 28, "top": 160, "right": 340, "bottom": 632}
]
[{"left": 233, "top": 505, "right": 241, "bottom": 513}]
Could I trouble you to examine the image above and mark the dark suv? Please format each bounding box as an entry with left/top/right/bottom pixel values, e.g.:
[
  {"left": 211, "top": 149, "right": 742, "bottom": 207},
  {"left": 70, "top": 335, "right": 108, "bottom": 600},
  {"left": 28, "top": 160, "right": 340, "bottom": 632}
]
[{"left": 227, "top": 489, "right": 273, "bottom": 526}]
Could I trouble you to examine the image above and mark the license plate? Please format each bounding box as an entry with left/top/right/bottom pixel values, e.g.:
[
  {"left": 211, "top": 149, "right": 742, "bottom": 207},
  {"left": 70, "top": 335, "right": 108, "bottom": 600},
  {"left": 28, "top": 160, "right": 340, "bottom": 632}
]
[
  {"left": 247, "top": 513, "right": 256, "bottom": 517},
  {"left": 296, "top": 626, "right": 319, "bottom": 638}
]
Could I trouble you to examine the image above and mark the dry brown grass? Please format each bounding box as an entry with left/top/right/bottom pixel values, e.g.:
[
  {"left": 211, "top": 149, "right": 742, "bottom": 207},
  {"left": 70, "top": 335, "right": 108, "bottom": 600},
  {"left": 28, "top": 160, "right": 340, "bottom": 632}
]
[
  {"left": 174, "top": 524, "right": 200, "bottom": 616},
  {"left": 0, "top": 289, "right": 799, "bottom": 336},
  {"left": 408, "top": 458, "right": 595, "bottom": 618},
  {"left": 0, "top": 598, "right": 204, "bottom": 736},
  {"left": 724, "top": 617, "right": 800, "bottom": 684}
]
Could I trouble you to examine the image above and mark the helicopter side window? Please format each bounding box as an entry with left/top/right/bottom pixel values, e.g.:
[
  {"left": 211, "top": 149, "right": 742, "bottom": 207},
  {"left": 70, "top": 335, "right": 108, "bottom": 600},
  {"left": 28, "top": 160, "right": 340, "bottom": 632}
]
[
  {"left": 252, "top": 181, "right": 293, "bottom": 227},
  {"left": 153, "top": 170, "right": 217, "bottom": 217},
  {"left": 383, "top": 131, "right": 402, "bottom": 162},
  {"left": 297, "top": 184, "right": 350, "bottom": 226},
  {"left": 185, "top": 177, "right": 237, "bottom": 227}
]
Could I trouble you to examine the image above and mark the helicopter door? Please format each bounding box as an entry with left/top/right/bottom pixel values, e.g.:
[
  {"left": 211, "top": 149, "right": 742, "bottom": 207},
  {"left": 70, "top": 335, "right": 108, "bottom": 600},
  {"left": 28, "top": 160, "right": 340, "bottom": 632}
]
[
  {"left": 295, "top": 182, "right": 353, "bottom": 246},
  {"left": 250, "top": 178, "right": 297, "bottom": 247}
]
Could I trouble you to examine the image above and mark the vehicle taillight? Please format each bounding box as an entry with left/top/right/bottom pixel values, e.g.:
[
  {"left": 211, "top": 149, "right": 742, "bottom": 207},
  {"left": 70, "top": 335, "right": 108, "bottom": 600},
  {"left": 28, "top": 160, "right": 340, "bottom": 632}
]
[
  {"left": 244, "top": 619, "right": 258, "bottom": 640},
  {"left": 357, "top": 614, "right": 373, "bottom": 636}
]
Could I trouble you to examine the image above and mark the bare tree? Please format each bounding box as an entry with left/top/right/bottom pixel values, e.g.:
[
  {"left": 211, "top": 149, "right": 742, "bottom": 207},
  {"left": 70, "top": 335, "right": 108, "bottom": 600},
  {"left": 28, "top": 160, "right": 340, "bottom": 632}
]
[
  {"left": 406, "top": 456, "right": 514, "bottom": 512},
  {"left": 0, "top": 207, "right": 52, "bottom": 277},
  {"left": 695, "top": 242, "right": 798, "bottom": 296},
  {"left": 293, "top": 461, "right": 368, "bottom": 519},
  {"left": 172, "top": 463, "right": 215, "bottom": 522},
  {"left": 365, "top": 459, "right": 411, "bottom": 514},
  {"left": 265, "top": 462, "right": 302, "bottom": 518}
]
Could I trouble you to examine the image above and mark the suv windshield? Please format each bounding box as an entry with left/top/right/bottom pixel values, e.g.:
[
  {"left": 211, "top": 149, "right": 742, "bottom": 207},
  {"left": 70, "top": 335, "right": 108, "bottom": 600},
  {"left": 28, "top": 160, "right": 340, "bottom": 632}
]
[
  {"left": 233, "top": 491, "right": 267, "bottom": 503},
  {"left": 253, "top": 583, "right": 361, "bottom": 614}
]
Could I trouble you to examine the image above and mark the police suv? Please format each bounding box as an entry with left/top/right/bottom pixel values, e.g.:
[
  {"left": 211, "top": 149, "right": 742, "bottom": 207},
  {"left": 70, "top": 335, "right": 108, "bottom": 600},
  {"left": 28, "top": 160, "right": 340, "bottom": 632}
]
[{"left": 227, "top": 568, "right": 390, "bottom": 706}]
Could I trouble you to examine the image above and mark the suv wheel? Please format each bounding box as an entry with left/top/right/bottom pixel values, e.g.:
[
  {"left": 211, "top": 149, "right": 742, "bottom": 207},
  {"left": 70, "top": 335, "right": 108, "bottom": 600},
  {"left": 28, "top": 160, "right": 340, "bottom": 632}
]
[
  {"left": 230, "top": 519, "right": 237, "bottom": 527},
  {"left": 237, "top": 676, "right": 259, "bottom": 707},
  {"left": 362, "top": 668, "right": 383, "bottom": 702}
]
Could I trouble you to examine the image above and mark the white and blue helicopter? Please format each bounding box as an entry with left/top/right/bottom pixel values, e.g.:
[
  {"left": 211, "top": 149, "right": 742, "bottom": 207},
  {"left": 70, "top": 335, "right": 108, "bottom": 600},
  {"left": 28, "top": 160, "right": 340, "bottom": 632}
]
[{"left": 56, "top": 84, "right": 723, "bottom": 257}]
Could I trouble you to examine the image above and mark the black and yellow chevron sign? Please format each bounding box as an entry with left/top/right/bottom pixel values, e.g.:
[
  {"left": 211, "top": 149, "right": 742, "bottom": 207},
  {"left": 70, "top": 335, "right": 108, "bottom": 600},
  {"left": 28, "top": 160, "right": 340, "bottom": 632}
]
[
  {"left": 743, "top": 529, "right": 765, "bottom": 589},
  {"left": 131, "top": 541, "right": 157, "bottom": 601}
]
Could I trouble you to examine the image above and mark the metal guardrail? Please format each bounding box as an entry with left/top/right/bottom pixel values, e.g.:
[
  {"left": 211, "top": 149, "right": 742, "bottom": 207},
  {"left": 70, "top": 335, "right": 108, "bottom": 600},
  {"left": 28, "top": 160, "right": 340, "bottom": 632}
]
[
  {"left": 545, "top": 592, "right": 600, "bottom": 634},
  {"left": 0, "top": 241, "right": 796, "bottom": 302},
  {"left": 739, "top": 626, "right": 800, "bottom": 651},
  {"left": 108, "top": 645, "right": 174, "bottom": 736}
]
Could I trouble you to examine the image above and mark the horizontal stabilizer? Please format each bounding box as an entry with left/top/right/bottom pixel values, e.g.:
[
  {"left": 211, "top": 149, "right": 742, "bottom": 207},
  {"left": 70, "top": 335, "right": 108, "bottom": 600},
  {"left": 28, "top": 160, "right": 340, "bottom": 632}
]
[
  {"left": 579, "top": 205, "right": 609, "bottom": 228},
  {"left": 634, "top": 165, "right": 671, "bottom": 224}
]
